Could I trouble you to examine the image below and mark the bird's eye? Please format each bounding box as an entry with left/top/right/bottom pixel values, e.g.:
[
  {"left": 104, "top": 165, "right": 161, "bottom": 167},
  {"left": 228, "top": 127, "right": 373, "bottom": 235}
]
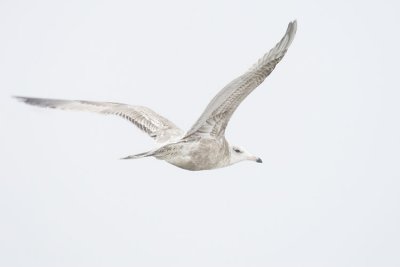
[{"left": 233, "top": 147, "right": 242, "bottom": 153}]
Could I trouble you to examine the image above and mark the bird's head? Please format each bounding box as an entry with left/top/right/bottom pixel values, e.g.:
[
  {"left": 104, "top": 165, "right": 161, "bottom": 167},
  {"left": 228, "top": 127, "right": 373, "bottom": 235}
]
[{"left": 228, "top": 145, "right": 262, "bottom": 165}]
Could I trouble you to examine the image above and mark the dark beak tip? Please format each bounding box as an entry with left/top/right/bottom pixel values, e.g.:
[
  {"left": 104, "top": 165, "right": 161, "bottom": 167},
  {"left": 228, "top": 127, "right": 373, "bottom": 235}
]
[{"left": 256, "top": 158, "right": 263, "bottom": 163}]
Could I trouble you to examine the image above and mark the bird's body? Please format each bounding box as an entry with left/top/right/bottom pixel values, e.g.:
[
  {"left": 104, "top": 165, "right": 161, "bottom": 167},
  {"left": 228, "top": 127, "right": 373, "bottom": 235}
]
[
  {"left": 15, "top": 21, "right": 297, "bottom": 171},
  {"left": 148, "top": 137, "right": 231, "bottom": 171}
]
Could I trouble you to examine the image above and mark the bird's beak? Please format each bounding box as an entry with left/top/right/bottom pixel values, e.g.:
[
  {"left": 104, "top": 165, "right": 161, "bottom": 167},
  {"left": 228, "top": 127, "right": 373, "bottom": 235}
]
[{"left": 250, "top": 156, "right": 263, "bottom": 163}]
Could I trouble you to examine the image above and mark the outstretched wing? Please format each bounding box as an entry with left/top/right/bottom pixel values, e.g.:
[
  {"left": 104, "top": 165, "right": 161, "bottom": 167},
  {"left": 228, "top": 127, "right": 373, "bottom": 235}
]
[
  {"left": 14, "top": 96, "right": 183, "bottom": 143},
  {"left": 185, "top": 20, "right": 297, "bottom": 138}
]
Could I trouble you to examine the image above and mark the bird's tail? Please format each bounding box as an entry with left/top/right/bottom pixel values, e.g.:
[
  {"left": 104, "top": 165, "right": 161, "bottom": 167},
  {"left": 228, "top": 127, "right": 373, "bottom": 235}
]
[{"left": 120, "top": 150, "right": 155, "bottom": 160}]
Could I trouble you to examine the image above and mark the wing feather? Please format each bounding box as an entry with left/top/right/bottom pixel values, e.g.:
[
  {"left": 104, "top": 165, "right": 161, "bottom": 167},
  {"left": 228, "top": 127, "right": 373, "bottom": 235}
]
[
  {"left": 14, "top": 96, "right": 183, "bottom": 143},
  {"left": 185, "top": 20, "right": 297, "bottom": 138}
]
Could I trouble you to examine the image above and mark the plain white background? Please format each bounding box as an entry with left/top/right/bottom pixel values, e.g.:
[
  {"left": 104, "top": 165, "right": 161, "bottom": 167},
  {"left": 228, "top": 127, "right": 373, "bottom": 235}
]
[{"left": 1, "top": 0, "right": 399, "bottom": 266}]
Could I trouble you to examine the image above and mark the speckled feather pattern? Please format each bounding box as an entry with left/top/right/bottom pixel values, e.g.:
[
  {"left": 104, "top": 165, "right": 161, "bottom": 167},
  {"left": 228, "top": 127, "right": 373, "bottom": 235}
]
[
  {"left": 14, "top": 21, "right": 297, "bottom": 171},
  {"left": 186, "top": 21, "right": 297, "bottom": 138}
]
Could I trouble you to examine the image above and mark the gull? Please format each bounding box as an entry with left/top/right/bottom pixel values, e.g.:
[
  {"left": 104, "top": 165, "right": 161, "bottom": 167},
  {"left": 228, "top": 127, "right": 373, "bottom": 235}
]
[{"left": 15, "top": 20, "right": 297, "bottom": 171}]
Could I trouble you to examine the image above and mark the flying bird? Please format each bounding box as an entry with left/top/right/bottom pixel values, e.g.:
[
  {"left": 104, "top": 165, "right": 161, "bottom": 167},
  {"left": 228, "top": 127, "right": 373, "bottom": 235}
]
[{"left": 15, "top": 21, "right": 297, "bottom": 171}]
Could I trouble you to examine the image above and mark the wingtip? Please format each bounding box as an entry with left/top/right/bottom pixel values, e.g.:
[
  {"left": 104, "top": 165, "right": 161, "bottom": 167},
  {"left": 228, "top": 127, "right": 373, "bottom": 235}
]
[
  {"left": 13, "top": 96, "right": 28, "bottom": 103},
  {"left": 289, "top": 20, "right": 297, "bottom": 33},
  {"left": 13, "top": 96, "right": 44, "bottom": 107},
  {"left": 285, "top": 20, "right": 297, "bottom": 46}
]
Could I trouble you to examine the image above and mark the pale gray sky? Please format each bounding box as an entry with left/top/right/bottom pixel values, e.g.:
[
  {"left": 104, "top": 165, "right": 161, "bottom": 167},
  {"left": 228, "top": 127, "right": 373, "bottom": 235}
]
[{"left": 1, "top": 0, "right": 399, "bottom": 266}]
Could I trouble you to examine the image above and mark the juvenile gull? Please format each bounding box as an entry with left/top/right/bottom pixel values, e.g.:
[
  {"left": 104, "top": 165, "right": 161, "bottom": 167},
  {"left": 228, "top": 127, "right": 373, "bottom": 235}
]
[{"left": 15, "top": 21, "right": 297, "bottom": 171}]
